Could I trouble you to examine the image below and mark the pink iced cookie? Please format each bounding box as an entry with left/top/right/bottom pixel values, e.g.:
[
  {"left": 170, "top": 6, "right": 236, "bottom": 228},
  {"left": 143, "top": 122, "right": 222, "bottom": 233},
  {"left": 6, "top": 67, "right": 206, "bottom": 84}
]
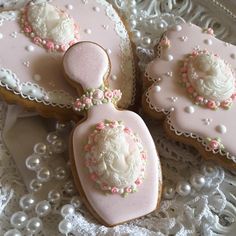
[
  {"left": 0, "top": 0, "right": 136, "bottom": 119},
  {"left": 63, "top": 42, "right": 162, "bottom": 226},
  {"left": 143, "top": 23, "right": 236, "bottom": 169}
]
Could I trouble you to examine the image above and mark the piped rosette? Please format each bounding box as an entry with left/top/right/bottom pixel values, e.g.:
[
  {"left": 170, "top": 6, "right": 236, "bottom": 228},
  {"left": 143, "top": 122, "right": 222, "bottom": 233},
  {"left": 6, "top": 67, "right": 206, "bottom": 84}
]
[
  {"left": 73, "top": 86, "right": 122, "bottom": 112},
  {"left": 180, "top": 50, "right": 236, "bottom": 110},
  {"left": 84, "top": 120, "right": 147, "bottom": 197},
  {"left": 20, "top": 0, "right": 79, "bottom": 52}
]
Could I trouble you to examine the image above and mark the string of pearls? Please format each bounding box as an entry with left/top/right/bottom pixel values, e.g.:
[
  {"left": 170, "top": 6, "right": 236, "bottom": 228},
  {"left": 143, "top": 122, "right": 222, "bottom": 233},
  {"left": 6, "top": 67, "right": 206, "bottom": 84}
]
[
  {"left": 163, "top": 162, "right": 219, "bottom": 199},
  {"left": 4, "top": 122, "right": 82, "bottom": 236}
]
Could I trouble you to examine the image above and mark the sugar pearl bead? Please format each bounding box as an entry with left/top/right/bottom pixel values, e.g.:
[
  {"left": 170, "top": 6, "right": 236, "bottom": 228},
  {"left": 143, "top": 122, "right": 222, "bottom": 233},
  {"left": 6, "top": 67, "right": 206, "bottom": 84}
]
[
  {"left": 54, "top": 167, "right": 67, "bottom": 180},
  {"left": 37, "top": 167, "right": 51, "bottom": 182},
  {"left": 26, "top": 217, "right": 43, "bottom": 234},
  {"left": 25, "top": 154, "right": 41, "bottom": 171},
  {"left": 61, "top": 204, "right": 75, "bottom": 217},
  {"left": 58, "top": 219, "right": 73, "bottom": 235},
  {"left": 48, "top": 190, "right": 61, "bottom": 203},
  {"left": 190, "top": 174, "right": 206, "bottom": 190},
  {"left": 176, "top": 181, "right": 191, "bottom": 196},
  {"left": 34, "top": 143, "right": 47, "bottom": 155},
  {"left": 4, "top": 229, "right": 22, "bottom": 236},
  {"left": 47, "top": 132, "right": 59, "bottom": 143},
  {"left": 10, "top": 211, "right": 28, "bottom": 229},
  {"left": 133, "top": 30, "right": 141, "bottom": 39},
  {"left": 51, "top": 139, "right": 66, "bottom": 154},
  {"left": 35, "top": 200, "right": 51, "bottom": 217},
  {"left": 163, "top": 186, "right": 175, "bottom": 199},
  {"left": 64, "top": 181, "right": 76, "bottom": 195},
  {"left": 70, "top": 196, "right": 82, "bottom": 208},
  {"left": 29, "top": 179, "right": 42, "bottom": 192},
  {"left": 19, "top": 194, "right": 35, "bottom": 211},
  {"left": 142, "top": 37, "right": 152, "bottom": 47}
]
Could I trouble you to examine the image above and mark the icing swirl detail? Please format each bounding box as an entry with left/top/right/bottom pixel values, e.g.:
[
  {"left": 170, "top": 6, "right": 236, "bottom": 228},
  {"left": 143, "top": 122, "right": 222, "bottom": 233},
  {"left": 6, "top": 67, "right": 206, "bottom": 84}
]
[
  {"left": 21, "top": 1, "right": 79, "bottom": 52},
  {"left": 180, "top": 50, "right": 236, "bottom": 110},
  {"left": 73, "top": 86, "right": 122, "bottom": 112},
  {"left": 84, "top": 120, "right": 146, "bottom": 196}
]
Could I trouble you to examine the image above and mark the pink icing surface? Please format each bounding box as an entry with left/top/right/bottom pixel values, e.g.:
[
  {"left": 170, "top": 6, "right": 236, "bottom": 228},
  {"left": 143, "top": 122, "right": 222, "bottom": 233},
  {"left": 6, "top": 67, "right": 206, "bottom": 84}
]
[
  {"left": 63, "top": 42, "right": 109, "bottom": 89},
  {"left": 146, "top": 23, "right": 236, "bottom": 157},
  {"left": 72, "top": 103, "right": 161, "bottom": 225},
  {"left": 0, "top": 0, "right": 134, "bottom": 107}
]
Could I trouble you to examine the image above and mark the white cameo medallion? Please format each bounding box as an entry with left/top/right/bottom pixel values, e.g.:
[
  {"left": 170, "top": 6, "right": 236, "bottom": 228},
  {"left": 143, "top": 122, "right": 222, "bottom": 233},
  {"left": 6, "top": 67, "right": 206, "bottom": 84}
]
[
  {"left": 84, "top": 120, "right": 146, "bottom": 196},
  {"left": 188, "top": 52, "right": 235, "bottom": 102}
]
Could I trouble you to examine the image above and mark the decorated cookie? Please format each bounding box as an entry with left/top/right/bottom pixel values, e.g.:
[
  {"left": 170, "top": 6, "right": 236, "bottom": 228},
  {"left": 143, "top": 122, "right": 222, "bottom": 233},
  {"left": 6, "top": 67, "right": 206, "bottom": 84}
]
[
  {"left": 143, "top": 23, "right": 236, "bottom": 169},
  {"left": 63, "top": 41, "right": 162, "bottom": 226},
  {"left": 0, "top": 0, "right": 136, "bottom": 120}
]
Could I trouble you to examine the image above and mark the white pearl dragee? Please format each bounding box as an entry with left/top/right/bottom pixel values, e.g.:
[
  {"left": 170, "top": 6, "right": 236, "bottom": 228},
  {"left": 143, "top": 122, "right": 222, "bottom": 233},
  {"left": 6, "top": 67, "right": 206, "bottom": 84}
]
[
  {"left": 26, "top": 217, "right": 43, "bottom": 234},
  {"left": 190, "top": 174, "right": 206, "bottom": 190},
  {"left": 58, "top": 219, "right": 73, "bottom": 234},
  {"left": 48, "top": 190, "right": 62, "bottom": 204},
  {"left": 10, "top": 211, "right": 28, "bottom": 229},
  {"left": 25, "top": 154, "right": 41, "bottom": 171},
  {"left": 70, "top": 196, "right": 82, "bottom": 208},
  {"left": 29, "top": 179, "right": 43, "bottom": 192},
  {"left": 163, "top": 186, "right": 175, "bottom": 199},
  {"left": 34, "top": 143, "right": 47, "bottom": 155},
  {"left": 37, "top": 167, "right": 51, "bottom": 182},
  {"left": 176, "top": 181, "right": 191, "bottom": 196},
  {"left": 4, "top": 229, "right": 22, "bottom": 236},
  {"left": 19, "top": 194, "right": 36, "bottom": 211},
  {"left": 35, "top": 200, "right": 51, "bottom": 217},
  {"left": 61, "top": 204, "right": 75, "bottom": 217},
  {"left": 54, "top": 166, "right": 67, "bottom": 180}
]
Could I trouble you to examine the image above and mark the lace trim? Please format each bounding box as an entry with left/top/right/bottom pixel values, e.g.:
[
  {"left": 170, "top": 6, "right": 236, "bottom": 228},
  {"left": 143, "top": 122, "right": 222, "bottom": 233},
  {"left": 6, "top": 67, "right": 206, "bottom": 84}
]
[{"left": 145, "top": 75, "right": 236, "bottom": 163}]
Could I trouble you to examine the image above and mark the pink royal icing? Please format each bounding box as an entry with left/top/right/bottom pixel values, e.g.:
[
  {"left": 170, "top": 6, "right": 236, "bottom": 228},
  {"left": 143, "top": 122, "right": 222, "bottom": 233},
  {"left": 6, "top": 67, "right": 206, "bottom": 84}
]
[{"left": 145, "top": 23, "right": 236, "bottom": 164}]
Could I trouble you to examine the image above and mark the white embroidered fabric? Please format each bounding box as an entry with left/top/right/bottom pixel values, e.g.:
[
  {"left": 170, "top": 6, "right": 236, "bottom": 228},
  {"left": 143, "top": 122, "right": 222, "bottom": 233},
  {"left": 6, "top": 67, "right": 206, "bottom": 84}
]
[{"left": 0, "top": 0, "right": 236, "bottom": 236}]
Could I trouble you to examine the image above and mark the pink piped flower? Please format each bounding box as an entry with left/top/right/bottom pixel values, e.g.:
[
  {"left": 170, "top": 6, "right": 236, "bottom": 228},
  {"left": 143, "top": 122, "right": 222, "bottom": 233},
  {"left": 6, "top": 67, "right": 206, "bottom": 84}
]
[
  {"left": 196, "top": 96, "right": 204, "bottom": 103},
  {"left": 104, "top": 90, "right": 113, "bottom": 100},
  {"left": 207, "top": 101, "right": 217, "bottom": 110},
  {"left": 90, "top": 173, "right": 98, "bottom": 181},
  {"left": 111, "top": 187, "right": 118, "bottom": 194},
  {"left": 93, "top": 89, "right": 104, "bottom": 99},
  {"left": 96, "top": 122, "right": 105, "bottom": 130},
  {"left": 60, "top": 44, "right": 69, "bottom": 52},
  {"left": 124, "top": 127, "right": 132, "bottom": 134},
  {"left": 135, "top": 179, "right": 142, "bottom": 185},
  {"left": 187, "top": 86, "right": 194, "bottom": 94},
  {"left": 82, "top": 97, "right": 92, "bottom": 107},
  {"left": 24, "top": 25, "right": 32, "bottom": 33},
  {"left": 46, "top": 41, "right": 55, "bottom": 50},
  {"left": 109, "top": 121, "right": 117, "bottom": 128},
  {"left": 125, "top": 187, "right": 132, "bottom": 193},
  {"left": 221, "top": 98, "right": 233, "bottom": 109},
  {"left": 33, "top": 36, "right": 42, "bottom": 44},
  {"left": 209, "top": 139, "right": 220, "bottom": 150},
  {"left": 74, "top": 100, "right": 83, "bottom": 109},
  {"left": 113, "top": 90, "right": 122, "bottom": 99}
]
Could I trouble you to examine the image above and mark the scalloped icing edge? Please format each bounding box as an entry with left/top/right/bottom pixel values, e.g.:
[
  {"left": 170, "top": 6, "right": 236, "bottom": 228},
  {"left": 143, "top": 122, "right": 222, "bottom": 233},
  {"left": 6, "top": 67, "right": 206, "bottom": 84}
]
[
  {"left": 0, "top": 0, "right": 136, "bottom": 109},
  {"left": 145, "top": 74, "right": 236, "bottom": 164}
]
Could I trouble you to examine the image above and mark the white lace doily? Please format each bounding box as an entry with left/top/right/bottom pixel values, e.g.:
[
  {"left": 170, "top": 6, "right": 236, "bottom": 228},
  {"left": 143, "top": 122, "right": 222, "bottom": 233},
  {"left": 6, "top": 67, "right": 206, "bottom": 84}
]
[{"left": 0, "top": 0, "right": 236, "bottom": 236}]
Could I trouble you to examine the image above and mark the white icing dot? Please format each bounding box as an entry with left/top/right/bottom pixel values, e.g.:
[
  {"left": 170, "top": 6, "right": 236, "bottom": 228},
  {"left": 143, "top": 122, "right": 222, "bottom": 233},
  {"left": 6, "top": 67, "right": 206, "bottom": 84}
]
[
  {"left": 170, "top": 107, "right": 175, "bottom": 111},
  {"left": 202, "top": 118, "right": 212, "bottom": 125},
  {"left": 106, "top": 49, "right": 112, "bottom": 54},
  {"left": 93, "top": 6, "right": 100, "bottom": 12},
  {"left": 26, "top": 45, "right": 35, "bottom": 52},
  {"left": 165, "top": 54, "right": 174, "bottom": 61},
  {"left": 174, "top": 25, "right": 182, "bottom": 31},
  {"left": 154, "top": 85, "right": 161, "bottom": 92},
  {"left": 82, "top": 0, "right": 88, "bottom": 4},
  {"left": 0, "top": 33, "right": 3, "bottom": 39},
  {"left": 230, "top": 53, "right": 235, "bottom": 59},
  {"left": 216, "top": 125, "right": 227, "bottom": 134},
  {"left": 169, "top": 96, "right": 178, "bottom": 102},
  {"left": 66, "top": 4, "right": 73, "bottom": 10},
  {"left": 165, "top": 72, "right": 173, "bottom": 77},
  {"left": 180, "top": 36, "right": 188, "bottom": 42},
  {"left": 10, "top": 32, "right": 17, "bottom": 38},
  {"left": 34, "top": 74, "right": 41, "bottom": 81},
  {"left": 184, "top": 106, "right": 195, "bottom": 114},
  {"left": 23, "top": 61, "right": 30, "bottom": 67},
  {"left": 204, "top": 39, "right": 212, "bottom": 45},
  {"left": 84, "top": 28, "right": 92, "bottom": 34},
  {"left": 111, "top": 75, "right": 117, "bottom": 81}
]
